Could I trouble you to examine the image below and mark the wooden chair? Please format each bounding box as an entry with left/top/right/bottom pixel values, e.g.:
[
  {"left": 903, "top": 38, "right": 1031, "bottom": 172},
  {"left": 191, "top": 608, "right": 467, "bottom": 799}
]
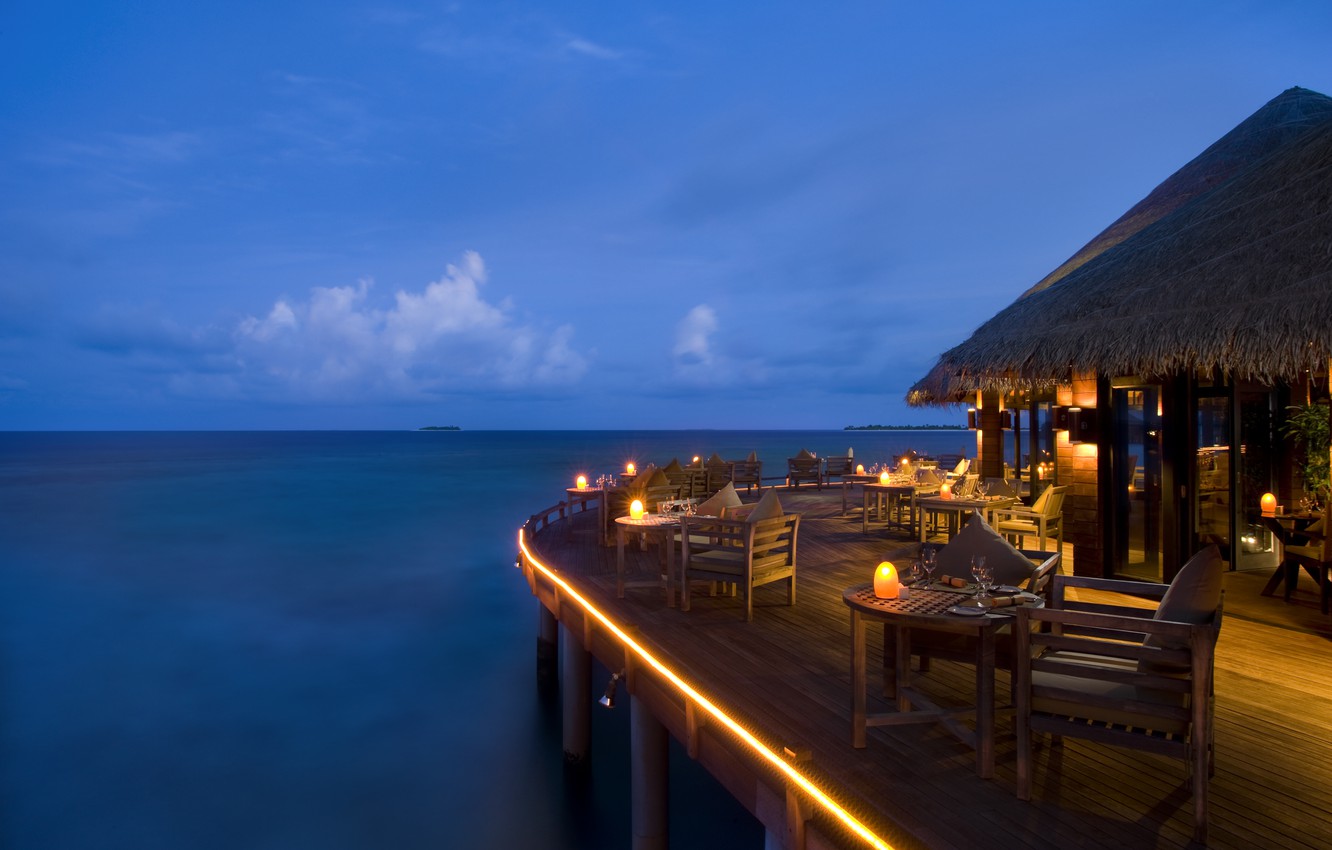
[
  {"left": 680, "top": 512, "right": 800, "bottom": 621},
  {"left": 786, "top": 455, "right": 822, "bottom": 489},
  {"left": 1279, "top": 501, "right": 1332, "bottom": 613},
  {"left": 727, "top": 459, "right": 763, "bottom": 494},
  {"left": 704, "top": 456, "right": 732, "bottom": 496},
  {"left": 823, "top": 455, "right": 855, "bottom": 484},
  {"left": 1013, "top": 548, "right": 1224, "bottom": 844},
  {"left": 993, "top": 484, "right": 1068, "bottom": 551}
]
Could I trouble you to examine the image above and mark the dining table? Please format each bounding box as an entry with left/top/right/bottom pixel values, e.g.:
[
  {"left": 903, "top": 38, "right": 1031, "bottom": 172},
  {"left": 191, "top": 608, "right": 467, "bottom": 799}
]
[
  {"left": 1259, "top": 511, "right": 1323, "bottom": 600},
  {"left": 860, "top": 481, "right": 940, "bottom": 535},
  {"left": 844, "top": 581, "right": 1042, "bottom": 779},
  {"left": 915, "top": 494, "right": 1016, "bottom": 542},
  {"left": 615, "top": 513, "right": 683, "bottom": 607}
]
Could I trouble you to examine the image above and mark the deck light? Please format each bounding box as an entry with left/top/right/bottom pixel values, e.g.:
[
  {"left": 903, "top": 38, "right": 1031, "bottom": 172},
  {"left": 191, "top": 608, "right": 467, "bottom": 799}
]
[
  {"left": 1261, "top": 493, "right": 1277, "bottom": 515},
  {"left": 576, "top": 474, "right": 587, "bottom": 490},
  {"left": 874, "top": 562, "right": 900, "bottom": 599},
  {"left": 630, "top": 499, "right": 645, "bottom": 519}
]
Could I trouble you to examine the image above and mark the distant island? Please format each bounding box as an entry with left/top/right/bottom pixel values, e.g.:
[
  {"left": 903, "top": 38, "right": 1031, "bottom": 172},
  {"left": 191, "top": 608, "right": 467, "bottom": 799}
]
[
  {"left": 418, "top": 425, "right": 462, "bottom": 431},
  {"left": 844, "top": 424, "right": 964, "bottom": 430}
]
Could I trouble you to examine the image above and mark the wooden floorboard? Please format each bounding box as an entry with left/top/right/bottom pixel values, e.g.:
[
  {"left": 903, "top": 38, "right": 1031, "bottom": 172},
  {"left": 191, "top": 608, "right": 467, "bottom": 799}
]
[{"left": 527, "top": 487, "right": 1332, "bottom": 849}]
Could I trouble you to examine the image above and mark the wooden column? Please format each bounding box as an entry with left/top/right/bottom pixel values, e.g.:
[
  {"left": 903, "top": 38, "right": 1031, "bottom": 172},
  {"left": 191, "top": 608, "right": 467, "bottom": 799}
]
[
  {"left": 537, "top": 603, "right": 558, "bottom": 697},
  {"left": 630, "top": 692, "right": 669, "bottom": 850},
  {"left": 560, "top": 622, "right": 591, "bottom": 766},
  {"left": 978, "top": 390, "right": 1005, "bottom": 479}
]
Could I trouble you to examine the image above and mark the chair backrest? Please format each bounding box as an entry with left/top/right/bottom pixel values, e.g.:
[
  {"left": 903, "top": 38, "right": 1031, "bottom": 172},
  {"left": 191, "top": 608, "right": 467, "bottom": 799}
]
[
  {"left": 953, "top": 457, "right": 970, "bottom": 476},
  {"left": 954, "top": 473, "right": 979, "bottom": 499},
  {"left": 1030, "top": 483, "right": 1066, "bottom": 516},
  {"left": 824, "top": 455, "right": 854, "bottom": 477}
]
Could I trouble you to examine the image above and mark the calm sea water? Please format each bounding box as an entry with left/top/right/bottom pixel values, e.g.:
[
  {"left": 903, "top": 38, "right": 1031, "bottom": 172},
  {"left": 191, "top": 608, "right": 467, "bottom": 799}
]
[{"left": 0, "top": 430, "right": 969, "bottom": 850}]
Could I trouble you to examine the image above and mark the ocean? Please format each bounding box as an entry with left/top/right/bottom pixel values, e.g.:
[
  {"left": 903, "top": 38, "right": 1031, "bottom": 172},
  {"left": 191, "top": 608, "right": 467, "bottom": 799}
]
[{"left": 0, "top": 430, "right": 971, "bottom": 849}]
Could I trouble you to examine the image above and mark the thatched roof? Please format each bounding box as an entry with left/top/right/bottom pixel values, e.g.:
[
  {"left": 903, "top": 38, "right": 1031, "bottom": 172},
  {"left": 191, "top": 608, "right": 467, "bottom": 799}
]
[{"left": 909, "top": 86, "right": 1332, "bottom": 405}]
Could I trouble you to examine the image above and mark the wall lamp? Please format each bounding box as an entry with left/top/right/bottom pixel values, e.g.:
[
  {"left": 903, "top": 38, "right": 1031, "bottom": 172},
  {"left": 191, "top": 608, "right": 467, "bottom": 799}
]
[
  {"left": 966, "top": 408, "right": 977, "bottom": 430},
  {"left": 1067, "top": 407, "right": 1099, "bottom": 443},
  {"left": 599, "top": 669, "right": 625, "bottom": 709}
]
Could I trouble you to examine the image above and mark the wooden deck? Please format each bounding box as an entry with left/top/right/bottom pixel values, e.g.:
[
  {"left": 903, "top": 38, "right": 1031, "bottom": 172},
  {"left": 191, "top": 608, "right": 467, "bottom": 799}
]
[{"left": 522, "top": 488, "right": 1332, "bottom": 849}]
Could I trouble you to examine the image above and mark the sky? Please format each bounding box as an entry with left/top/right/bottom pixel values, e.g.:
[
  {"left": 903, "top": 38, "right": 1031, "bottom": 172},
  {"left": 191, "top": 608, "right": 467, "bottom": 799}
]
[{"left": 2, "top": 1, "right": 1330, "bottom": 430}]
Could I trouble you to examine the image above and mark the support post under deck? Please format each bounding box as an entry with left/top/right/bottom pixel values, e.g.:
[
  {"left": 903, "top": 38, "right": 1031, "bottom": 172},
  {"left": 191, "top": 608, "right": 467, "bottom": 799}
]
[
  {"left": 630, "top": 692, "right": 668, "bottom": 850},
  {"left": 560, "top": 623, "right": 590, "bottom": 766}
]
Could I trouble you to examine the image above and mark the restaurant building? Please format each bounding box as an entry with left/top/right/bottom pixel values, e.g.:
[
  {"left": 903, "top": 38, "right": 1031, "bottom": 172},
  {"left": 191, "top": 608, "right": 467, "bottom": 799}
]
[{"left": 907, "top": 86, "right": 1332, "bottom": 582}]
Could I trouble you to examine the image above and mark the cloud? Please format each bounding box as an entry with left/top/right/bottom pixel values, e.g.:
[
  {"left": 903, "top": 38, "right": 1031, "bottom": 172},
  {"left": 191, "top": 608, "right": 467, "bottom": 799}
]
[
  {"left": 231, "top": 251, "right": 588, "bottom": 399},
  {"left": 563, "top": 37, "right": 624, "bottom": 61},
  {"left": 674, "top": 304, "right": 717, "bottom": 366}
]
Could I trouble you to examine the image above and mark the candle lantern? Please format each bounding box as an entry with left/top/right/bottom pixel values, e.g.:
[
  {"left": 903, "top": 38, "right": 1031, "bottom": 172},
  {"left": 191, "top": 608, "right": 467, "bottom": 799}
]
[
  {"left": 576, "top": 475, "right": 587, "bottom": 490},
  {"left": 1261, "top": 492, "right": 1277, "bottom": 515},
  {"left": 626, "top": 462, "right": 636, "bottom": 475},
  {"left": 874, "top": 561, "right": 900, "bottom": 599},
  {"left": 879, "top": 470, "right": 891, "bottom": 485},
  {"left": 939, "top": 480, "right": 953, "bottom": 500},
  {"left": 629, "top": 499, "right": 645, "bottom": 520},
  {"left": 856, "top": 463, "right": 866, "bottom": 475}
]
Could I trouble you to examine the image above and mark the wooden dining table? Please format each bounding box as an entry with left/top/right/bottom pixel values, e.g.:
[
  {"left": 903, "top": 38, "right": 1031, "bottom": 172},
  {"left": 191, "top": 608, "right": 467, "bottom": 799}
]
[
  {"left": 915, "top": 495, "right": 1016, "bottom": 542},
  {"left": 860, "top": 481, "right": 940, "bottom": 535},
  {"left": 1259, "top": 511, "right": 1323, "bottom": 600},
  {"left": 844, "top": 583, "right": 1040, "bottom": 779}
]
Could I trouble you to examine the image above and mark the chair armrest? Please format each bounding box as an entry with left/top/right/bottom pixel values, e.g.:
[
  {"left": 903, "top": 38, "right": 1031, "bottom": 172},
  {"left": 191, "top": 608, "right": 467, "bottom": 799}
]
[{"left": 992, "top": 507, "right": 1039, "bottom": 523}]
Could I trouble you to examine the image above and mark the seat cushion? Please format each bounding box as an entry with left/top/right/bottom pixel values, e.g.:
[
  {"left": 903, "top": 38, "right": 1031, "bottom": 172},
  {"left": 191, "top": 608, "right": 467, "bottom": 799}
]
[
  {"left": 1153, "top": 544, "right": 1223, "bottom": 634},
  {"left": 937, "top": 512, "right": 1037, "bottom": 585}
]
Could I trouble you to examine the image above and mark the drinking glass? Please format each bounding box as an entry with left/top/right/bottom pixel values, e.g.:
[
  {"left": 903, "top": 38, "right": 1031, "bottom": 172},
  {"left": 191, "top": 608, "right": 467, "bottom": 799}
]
[
  {"left": 909, "top": 557, "right": 925, "bottom": 587},
  {"left": 922, "top": 545, "right": 938, "bottom": 586},
  {"left": 971, "top": 555, "right": 992, "bottom": 599}
]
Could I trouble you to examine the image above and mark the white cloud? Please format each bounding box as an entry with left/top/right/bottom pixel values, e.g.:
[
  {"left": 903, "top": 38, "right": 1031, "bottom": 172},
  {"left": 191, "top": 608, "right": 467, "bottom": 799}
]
[
  {"left": 232, "top": 251, "right": 588, "bottom": 399},
  {"left": 564, "top": 37, "right": 624, "bottom": 61},
  {"left": 674, "top": 304, "right": 717, "bottom": 366}
]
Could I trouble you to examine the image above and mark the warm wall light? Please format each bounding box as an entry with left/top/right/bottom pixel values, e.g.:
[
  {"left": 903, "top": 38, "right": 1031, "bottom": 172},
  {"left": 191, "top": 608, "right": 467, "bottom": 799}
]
[
  {"left": 630, "top": 499, "right": 645, "bottom": 519},
  {"left": 874, "top": 562, "right": 900, "bottom": 599},
  {"left": 899, "top": 457, "right": 911, "bottom": 473},
  {"left": 576, "top": 474, "right": 587, "bottom": 490},
  {"left": 1000, "top": 410, "right": 1014, "bottom": 430},
  {"left": 1052, "top": 405, "right": 1070, "bottom": 431},
  {"left": 1261, "top": 492, "right": 1277, "bottom": 515},
  {"left": 966, "top": 408, "right": 977, "bottom": 430}
]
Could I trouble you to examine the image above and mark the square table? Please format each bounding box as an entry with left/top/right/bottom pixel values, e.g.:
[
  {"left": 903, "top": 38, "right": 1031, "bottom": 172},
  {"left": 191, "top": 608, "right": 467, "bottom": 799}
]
[
  {"left": 861, "top": 482, "right": 940, "bottom": 535},
  {"left": 844, "top": 583, "right": 1040, "bottom": 778},
  {"left": 615, "top": 514, "right": 681, "bottom": 607},
  {"left": 1259, "top": 511, "right": 1324, "bottom": 600},
  {"left": 916, "top": 495, "right": 1016, "bottom": 542}
]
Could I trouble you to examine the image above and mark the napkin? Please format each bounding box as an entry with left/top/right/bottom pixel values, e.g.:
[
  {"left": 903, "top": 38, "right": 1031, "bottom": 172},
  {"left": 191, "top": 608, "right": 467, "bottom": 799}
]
[
  {"left": 938, "top": 576, "right": 971, "bottom": 588},
  {"left": 981, "top": 595, "right": 1021, "bottom": 608}
]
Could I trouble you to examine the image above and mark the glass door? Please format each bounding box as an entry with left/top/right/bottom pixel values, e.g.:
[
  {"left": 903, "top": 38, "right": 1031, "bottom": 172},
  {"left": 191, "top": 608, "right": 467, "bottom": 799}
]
[
  {"left": 1235, "top": 387, "right": 1279, "bottom": 571},
  {"left": 1194, "top": 394, "right": 1231, "bottom": 563},
  {"left": 1113, "top": 386, "right": 1164, "bottom": 580}
]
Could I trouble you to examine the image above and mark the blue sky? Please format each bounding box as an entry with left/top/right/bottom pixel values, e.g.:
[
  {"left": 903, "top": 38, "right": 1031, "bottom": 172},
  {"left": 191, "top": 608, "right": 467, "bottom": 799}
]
[{"left": 3, "top": 1, "right": 1330, "bottom": 429}]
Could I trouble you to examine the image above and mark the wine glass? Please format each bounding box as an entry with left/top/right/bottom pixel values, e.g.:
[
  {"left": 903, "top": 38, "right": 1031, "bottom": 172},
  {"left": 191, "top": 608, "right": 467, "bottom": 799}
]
[
  {"left": 922, "top": 545, "right": 938, "bottom": 586},
  {"left": 971, "top": 555, "right": 992, "bottom": 600}
]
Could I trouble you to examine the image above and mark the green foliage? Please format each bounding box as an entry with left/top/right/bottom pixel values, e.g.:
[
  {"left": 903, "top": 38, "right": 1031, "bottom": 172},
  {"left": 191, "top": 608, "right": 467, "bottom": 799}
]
[{"left": 1282, "top": 403, "right": 1330, "bottom": 497}]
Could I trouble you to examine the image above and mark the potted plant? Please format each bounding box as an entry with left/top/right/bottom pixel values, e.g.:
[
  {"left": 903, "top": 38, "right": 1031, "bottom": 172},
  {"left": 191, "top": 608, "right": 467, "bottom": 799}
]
[{"left": 1282, "top": 402, "right": 1330, "bottom": 507}]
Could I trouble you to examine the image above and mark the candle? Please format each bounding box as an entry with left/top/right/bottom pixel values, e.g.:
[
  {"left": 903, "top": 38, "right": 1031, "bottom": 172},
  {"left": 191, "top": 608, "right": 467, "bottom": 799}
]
[
  {"left": 576, "top": 475, "right": 587, "bottom": 490},
  {"left": 1261, "top": 492, "right": 1277, "bottom": 515},
  {"left": 879, "top": 470, "right": 891, "bottom": 485},
  {"left": 939, "top": 480, "right": 953, "bottom": 500},
  {"left": 626, "top": 462, "right": 636, "bottom": 475},
  {"left": 629, "top": 499, "right": 645, "bottom": 520},
  {"left": 874, "top": 562, "right": 900, "bottom": 599}
]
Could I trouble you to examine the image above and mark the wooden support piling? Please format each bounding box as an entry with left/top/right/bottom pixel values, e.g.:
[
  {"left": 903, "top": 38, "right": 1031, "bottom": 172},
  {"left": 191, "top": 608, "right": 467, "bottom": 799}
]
[
  {"left": 537, "top": 603, "right": 558, "bottom": 696},
  {"left": 630, "top": 692, "right": 669, "bottom": 850},
  {"left": 560, "top": 621, "right": 591, "bottom": 766}
]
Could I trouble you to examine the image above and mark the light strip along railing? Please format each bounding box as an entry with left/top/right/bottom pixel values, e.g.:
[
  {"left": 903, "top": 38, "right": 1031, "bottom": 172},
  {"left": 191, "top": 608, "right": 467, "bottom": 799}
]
[{"left": 517, "top": 514, "right": 896, "bottom": 850}]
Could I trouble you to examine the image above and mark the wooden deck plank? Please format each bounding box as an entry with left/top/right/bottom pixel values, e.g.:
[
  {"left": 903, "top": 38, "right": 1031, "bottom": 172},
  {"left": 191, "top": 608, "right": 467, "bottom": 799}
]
[{"left": 526, "top": 487, "right": 1332, "bottom": 850}]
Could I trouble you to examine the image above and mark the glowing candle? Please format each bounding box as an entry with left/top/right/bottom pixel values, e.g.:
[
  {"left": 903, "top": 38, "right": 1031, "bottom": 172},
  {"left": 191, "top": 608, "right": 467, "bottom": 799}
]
[
  {"left": 1261, "top": 492, "right": 1277, "bottom": 515},
  {"left": 939, "top": 480, "right": 953, "bottom": 500},
  {"left": 629, "top": 499, "right": 645, "bottom": 520},
  {"left": 873, "top": 562, "right": 900, "bottom": 599},
  {"left": 576, "top": 475, "right": 587, "bottom": 490},
  {"left": 626, "top": 462, "right": 636, "bottom": 475},
  {"left": 856, "top": 464, "right": 865, "bottom": 475},
  {"left": 879, "top": 470, "right": 891, "bottom": 485},
  {"left": 900, "top": 457, "right": 911, "bottom": 474}
]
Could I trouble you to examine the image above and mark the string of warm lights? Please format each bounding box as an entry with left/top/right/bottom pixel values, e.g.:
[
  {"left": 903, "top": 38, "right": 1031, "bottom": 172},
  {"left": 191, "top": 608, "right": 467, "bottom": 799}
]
[{"left": 517, "top": 525, "right": 896, "bottom": 850}]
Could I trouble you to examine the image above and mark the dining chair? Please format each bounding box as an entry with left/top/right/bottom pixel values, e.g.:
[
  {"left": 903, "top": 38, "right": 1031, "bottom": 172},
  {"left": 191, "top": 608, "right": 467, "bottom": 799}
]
[
  {"left": 1012, "top": 545, "right": 1224, "bottom": 844},
  {"left": 1278, "top": 501, "right": 1332, "bottom": 613},
  {"left": 680, "top": 490, "right": 800, "bottom": 621},
  {"left": 993, "top": 485, "right": 1067, "bottom": 551}
]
